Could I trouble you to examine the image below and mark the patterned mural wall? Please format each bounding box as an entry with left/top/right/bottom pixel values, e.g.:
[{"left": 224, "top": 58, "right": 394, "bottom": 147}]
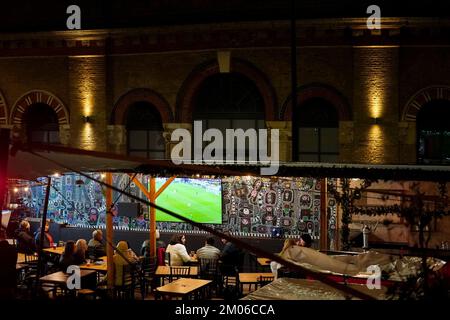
[
  {"left": 221, "top": 176, "right": 336, "bottom": 239},
  {"left": 21, "top": 174, "right": 337, "bottom": 242}
]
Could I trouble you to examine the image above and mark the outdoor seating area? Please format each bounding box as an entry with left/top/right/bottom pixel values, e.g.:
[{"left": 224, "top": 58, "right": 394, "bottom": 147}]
[{"left": 1, "top": 1, "right": 450, "bottom": 307}]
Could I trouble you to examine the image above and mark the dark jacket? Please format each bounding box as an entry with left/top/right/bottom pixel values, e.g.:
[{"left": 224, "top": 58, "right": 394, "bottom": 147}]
[
  {"left": 220, "top": 241, "right": 244, "bottom": 273},
  {"left": 59, "top": 254, "right": 77, "bottom": 272},
  {"left": 141, "top": 239, "right": 166, "bottom": 257},
  {"left": 87, "top": 239, "right": 106, "bottom": 258},
  {"left": 15, "top": 229, "right": 36, "bottom": 254},
  {"left": 73, "top": 251, "right": 86, "bottom": 265},
  {"left": 34, "top": 231, "right": 52, "bottom": 249}
]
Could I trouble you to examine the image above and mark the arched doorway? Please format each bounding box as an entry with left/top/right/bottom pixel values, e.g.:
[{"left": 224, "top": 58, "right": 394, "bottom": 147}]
[
  {"left": 193, "top": 72, "right": 265, "bottom": 159},
  {"left": 177, "top": 59, "right": 276, "bottom": 122},
  {"left": 23, "top": 103, "right": 60, "bottom": 144},
  {"left": 294, "top": 97, "right": 339, "bottom": 162},
  {"left": 126, "top": 101, "right": 165, "bottom": 159},
  {"left": 417, "top": 100, "right": 450, "bottom": 164}
]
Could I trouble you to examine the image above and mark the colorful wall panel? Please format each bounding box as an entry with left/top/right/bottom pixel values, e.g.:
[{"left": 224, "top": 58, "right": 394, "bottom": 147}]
[{"left": 20, "top": 174, "right": 336, "bottom": 241}]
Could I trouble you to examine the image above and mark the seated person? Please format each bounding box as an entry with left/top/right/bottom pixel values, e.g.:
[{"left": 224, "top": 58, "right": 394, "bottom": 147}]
[
  {"left": 124, "top": 241, "right": 139, "bottom": 261},
  {"left": 220, "top": 231, "right": 244, "bottom": 274},
  {"left": 141, "top": 229, "right": 165, "bottom": 258},
  {"left": 113, "top": 241, "right": 139, "bottom": 286},
  {"left": 166, "top": 234, "right": 195, "bottom": 266},
  {"left": 296, "top": 233, "right": 312, "bottom": 248},
  {"left": 196, "top": 236, "right": 221, "bottom": 260},
  {"left": 34, "top": 220, "right": 54, "bottom": 249},
  {"left": 87, "top": 229, "right": 106, "bottom": 259},
  {"left": 15, "top": 220, "right": 36, "bottom": 254},
  {"left": 74, "top": 239, "right": 88, "bottom": 265},
  {"left": 59, "top": 241, "right": 77, "bottom": 272}
]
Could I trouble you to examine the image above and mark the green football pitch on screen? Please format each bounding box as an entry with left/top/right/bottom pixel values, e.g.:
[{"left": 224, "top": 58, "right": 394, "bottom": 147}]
[{"left": 155, "top": 178, "right": 222, "bottom": 224}]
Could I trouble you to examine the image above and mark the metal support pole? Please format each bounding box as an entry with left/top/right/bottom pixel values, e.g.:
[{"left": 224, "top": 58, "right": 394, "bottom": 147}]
[
  {"left": 105, "top": 172, "right": 114, "bottom": 292},
  {"left": 37, "top": 176, "right": 51, "bottom": 278},
  {"left": 290, "top": 0, "right": 298, "bottom": 160},
  {"left": 320, "top": 178, "right": 328, "bottom": 250},
  {"left": 150, "top": 177, "right": 156, "bottom": 258}
]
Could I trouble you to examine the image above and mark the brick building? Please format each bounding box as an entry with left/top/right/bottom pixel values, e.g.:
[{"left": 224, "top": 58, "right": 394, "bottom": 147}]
[{"left": 1, "top": 2, "right": 449, "bottom": 165}]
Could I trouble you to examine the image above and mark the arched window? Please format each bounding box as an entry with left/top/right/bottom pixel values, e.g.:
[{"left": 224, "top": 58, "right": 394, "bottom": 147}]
[
  {"left": 193, "top": 72, "right": 265, "bottom": 160},
  {"left": 294, "top": 97, "right": 339, "bottom": 162},
  {"left": 417, "top": 100, "right": 450, "bottom": 164},
  {"left": 126, "top": 102, "right": 165, "bottom": 159},
  {"left": 23, "top": 103, "right": 60, "bottom": 144}
]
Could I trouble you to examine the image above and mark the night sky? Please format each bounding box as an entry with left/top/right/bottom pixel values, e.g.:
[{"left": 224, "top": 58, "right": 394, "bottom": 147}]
[{"left": 0, "top": 0, "right": 449, "bottom": 33}]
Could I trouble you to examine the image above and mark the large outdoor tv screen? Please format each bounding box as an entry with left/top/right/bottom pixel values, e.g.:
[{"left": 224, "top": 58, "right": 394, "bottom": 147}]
[{"left": 155, "top": 178, "right": 222, "bottom": 224}]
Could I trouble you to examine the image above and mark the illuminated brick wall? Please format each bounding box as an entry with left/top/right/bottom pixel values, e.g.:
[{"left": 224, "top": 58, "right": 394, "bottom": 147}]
[
  {"left": 0, "top": 21, "right": 448, "bottom": 166},
  {"left": 68, "top": 56, "right": 107, "bottom": 151},
  {"left": 352, "top": 47, "right": 399, "bottom": 164}
]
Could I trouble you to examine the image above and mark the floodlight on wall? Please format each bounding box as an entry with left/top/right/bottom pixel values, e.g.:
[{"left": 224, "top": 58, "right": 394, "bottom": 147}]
[
  {"left": 217, "top": 50, "right": 231, "bottom": 73},
  {"left": 371, "top": 117, "right": 381, "bottom": 124},
  {"left": 83, "top": 116, "right": 93, "bottom": 123}
]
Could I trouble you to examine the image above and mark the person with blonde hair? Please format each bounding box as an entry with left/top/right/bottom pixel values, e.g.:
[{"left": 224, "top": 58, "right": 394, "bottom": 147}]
[
  {"left": 74, "top": 239, "right": 88, "bottom": 264},
  {"left": 270, "top": 238, "right": 297, "bottom": 279},
  {"left": 15, "top": 219, "right": 36, "bottom": 254},
  {"left": 113, "top": 241, "right": 139, "bottom": 286}
]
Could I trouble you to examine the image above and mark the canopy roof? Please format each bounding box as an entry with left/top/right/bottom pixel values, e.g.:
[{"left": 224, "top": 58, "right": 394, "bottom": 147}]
[{"left": 7, "top": 142, "right": 450, "bottom": 182}]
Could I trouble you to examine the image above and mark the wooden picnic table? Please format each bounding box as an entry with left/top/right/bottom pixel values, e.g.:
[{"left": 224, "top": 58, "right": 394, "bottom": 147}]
[
  {"left": 43, "top": 246, "right": 65, "bottom": 255},
  {"left": 39, "top": 269, "right": 97, "bottom": 296},
  {"left": 79, "top": 256, "right": 108, "bottom": 272},
  {"left": 257, "top": 258, "right": 271, "bottom": 266},
  {"left": 239, "top": 272, "right": 274, "bottom": 284},
  {"left": 156, "top": 278, "right": 211, "bottom": 300},
  {"left": 39, "top": 269, "right": 96, "bottom": 286},
  {"left": 238, "top": 272, "right": 274, "bottom": 292},
  {"left": 16, "top": 263, "right": 28, "bottom": 271}
]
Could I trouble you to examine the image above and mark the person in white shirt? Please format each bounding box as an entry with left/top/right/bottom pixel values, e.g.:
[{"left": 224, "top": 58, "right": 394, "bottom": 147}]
[
  {"left": 196, "top": 236, "right": 221, "bottom": 260},
  {"left": 166, "top": 234, "right": 195, "bottom": 266}
]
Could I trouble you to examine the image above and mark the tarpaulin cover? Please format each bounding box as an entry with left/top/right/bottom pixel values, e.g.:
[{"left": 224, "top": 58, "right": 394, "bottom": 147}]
[{"left": 241, "top": 277, "right": 387, "bottom": 300}]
